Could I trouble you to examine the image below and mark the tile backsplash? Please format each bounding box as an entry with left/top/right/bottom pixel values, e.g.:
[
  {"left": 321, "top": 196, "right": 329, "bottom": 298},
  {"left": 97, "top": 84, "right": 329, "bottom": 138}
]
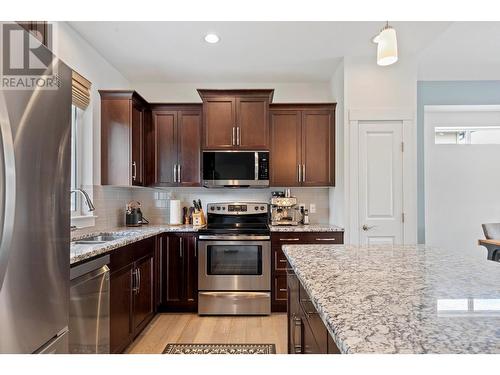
[
  {"left": 132, "top": 187, "right": 330, "bottom": 225},
  {"left": 73, "top": 185, "right": 331, "bottom": 236}
]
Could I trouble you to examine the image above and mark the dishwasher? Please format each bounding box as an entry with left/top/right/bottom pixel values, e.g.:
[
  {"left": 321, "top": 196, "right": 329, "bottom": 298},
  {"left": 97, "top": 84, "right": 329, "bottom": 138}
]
[{"left": 69, "top": 255, "right": 110, "bottom": 354}]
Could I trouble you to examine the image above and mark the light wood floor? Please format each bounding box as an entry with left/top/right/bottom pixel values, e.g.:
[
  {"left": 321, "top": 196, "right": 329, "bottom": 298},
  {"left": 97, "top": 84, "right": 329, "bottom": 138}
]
[{"left": 126, "top": 313, "right": 288, "bottom": 354}]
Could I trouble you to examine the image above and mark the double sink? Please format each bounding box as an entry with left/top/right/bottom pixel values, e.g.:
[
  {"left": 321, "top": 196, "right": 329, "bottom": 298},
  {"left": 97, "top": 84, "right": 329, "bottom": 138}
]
[{"left": 72, "top": 232, "right": 131, "bottom": 245}]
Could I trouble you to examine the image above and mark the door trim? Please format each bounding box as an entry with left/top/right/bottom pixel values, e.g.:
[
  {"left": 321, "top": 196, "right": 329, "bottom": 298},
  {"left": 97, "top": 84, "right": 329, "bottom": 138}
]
[{"left": 346, "top": 109, "right": 417, "bottom": 245}]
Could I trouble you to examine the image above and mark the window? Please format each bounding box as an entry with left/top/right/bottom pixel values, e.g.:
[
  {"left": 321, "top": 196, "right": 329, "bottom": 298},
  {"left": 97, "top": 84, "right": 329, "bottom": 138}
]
[
  {"left": 70, "top": 104, "right": 84, "bottom": 215},
  {"left": 435, "top": 126, "right": 500, "bottom": 144}
]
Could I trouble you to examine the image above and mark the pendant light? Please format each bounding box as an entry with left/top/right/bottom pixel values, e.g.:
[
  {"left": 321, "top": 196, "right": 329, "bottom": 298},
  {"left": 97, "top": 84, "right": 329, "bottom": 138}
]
[{"left": 373, "top": 22, "right": 398, "bottom": 66}]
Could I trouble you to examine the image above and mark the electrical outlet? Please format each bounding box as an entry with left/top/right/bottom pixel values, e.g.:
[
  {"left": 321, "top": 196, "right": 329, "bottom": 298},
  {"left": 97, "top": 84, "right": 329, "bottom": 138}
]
[{"left": 309, "top": 203, "right": 316, "bottom": 213}]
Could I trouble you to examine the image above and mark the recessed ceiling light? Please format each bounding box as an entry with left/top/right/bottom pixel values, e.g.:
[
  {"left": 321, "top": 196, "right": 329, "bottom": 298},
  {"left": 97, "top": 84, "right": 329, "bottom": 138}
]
[{"left": 204, "top": 33, "right": 220, "bottom": 44}]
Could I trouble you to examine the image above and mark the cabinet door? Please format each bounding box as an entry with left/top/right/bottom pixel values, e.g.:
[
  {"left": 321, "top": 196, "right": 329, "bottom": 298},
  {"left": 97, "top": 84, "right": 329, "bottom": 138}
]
[
  {"left": 131, "top": 101, "right": 144, "bottom": 186},
  {"left": 133, "top": 254, "right": 154, "bottom": 335},
  {"left": 203, "top": 97, "right": 235, "bottom": 149},
  {"left": 163, "top": 235, "right": 184, "bottom": 304},
  {"left": 236, "top": 97, "right": 269, "bottom": 149},
  {"left": 302, "top": 317, "right": 323, "bottom": 354},
  {"left": 184, "top": 236, "right": 198, "bottom": 304},
  {"left": 178, "top": 111, "right": 201, "bottom": 186},
  {"left": 270, "top": 111, "right": 302, "bottom": 186},
  {"left": 287, "top": 271, "right": 302, "bottom": 354},
  {"left": 301, "top": 110, "right": 334, "bottom": 186},
  {"left": 110, "top": 264, "right": 133, "bottom": 354},
  {"left": 153, "top": 111, "right": 178, "bottom": 185}
]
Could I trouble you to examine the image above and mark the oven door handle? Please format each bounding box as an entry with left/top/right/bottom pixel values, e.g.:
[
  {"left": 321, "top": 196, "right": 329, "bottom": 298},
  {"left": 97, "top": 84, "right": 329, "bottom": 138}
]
[{"left": 198, "top": 235, "right": 270, "bottom": 241}]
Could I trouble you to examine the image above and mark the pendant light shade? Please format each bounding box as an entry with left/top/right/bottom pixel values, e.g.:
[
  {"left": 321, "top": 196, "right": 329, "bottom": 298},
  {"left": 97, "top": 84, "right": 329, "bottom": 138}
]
[{"left": 373, "top": 23, "right": 398, "bottom": 66}]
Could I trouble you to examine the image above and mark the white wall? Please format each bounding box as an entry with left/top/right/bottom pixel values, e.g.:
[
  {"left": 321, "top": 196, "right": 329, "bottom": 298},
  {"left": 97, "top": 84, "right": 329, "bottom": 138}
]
[
  {"left": 329, "top": 61, "right": 345, "bottom": 226},
  {"left": 134, "top": 82, "right": 333, "bottom": 103},
  {"left": 52, "top": 22, "right": 131, "bottom": 186},
  {"left": 424, "top": 106, "right": 500, "bottom": 260},
  {"left": 338, "top": 56, "right": 418, "bottom": 241}
]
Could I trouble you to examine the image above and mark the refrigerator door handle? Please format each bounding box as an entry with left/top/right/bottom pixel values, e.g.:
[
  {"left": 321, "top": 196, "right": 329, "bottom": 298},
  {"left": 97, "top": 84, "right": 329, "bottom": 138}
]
[{"left": 0, "top": 93, "right": 16, "bottom": 290}]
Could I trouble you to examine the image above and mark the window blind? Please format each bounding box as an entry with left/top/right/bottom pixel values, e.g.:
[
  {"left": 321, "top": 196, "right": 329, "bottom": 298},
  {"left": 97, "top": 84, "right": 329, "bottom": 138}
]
[{"left": 72, "top": 70, "right": 91, "bottom": 110}]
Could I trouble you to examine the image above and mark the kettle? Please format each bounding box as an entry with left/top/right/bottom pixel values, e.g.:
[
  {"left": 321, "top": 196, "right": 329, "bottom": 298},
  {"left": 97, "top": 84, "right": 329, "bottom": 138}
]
[{"left": 126, "top": 201, "right": 149, "bottom": 227}]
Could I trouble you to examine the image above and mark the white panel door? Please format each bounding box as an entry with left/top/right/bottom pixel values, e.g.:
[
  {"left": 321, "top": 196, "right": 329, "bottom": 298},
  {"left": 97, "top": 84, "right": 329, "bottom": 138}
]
[{"left": 358, "top": 122, "right": 404, "bottom": 245}]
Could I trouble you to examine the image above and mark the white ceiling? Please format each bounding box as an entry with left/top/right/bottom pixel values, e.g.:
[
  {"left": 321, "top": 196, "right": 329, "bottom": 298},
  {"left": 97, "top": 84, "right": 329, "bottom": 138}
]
[
  {"left": 418, "top": 22, "right": 500, "bottom": 80},
  {"left": 69, "top": 21, "right": 452, "bottom": 83}
]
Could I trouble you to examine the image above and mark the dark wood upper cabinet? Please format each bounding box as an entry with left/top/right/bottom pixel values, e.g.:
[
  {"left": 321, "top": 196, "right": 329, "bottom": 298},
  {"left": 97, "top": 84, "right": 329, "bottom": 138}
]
[
  {"left": 153, "top": 110, "right": 177, "bottom": 185},
  {"left": 159, "top": 233, "right": 198, "bottom": 312},
  {"left": 150, "top": 104, "right": 201, "bottom": 187},
  {"left": 100, "top": 90, "right": 150, "bottom": 186},
  {"left": 202, "top": 97, "right": 235, "bottom": 149},
  {"left": 302, "top": 110, "right": 334, "bottom": 186},
  {"left": 236, "top": 97, "right": 269, "bottom": 149},
  {"left": 270, "top": 111, "right": 302, "bottom": 186},
  {"left": 198, "top": 89, "right": 274, "bottom": 150},
  {"left": 270, "top": 104, "right": 336, "bottom": 187}
]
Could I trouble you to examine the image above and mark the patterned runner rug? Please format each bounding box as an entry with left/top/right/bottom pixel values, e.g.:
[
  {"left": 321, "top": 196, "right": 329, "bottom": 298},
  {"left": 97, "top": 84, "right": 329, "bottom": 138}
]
[{"left": 163, "top": 343, "right": 276, "bottom": 354}]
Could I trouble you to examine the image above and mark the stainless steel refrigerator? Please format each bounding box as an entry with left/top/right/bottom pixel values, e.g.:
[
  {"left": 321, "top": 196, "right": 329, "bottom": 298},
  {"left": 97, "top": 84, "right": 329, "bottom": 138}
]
[{"left": 0, "top": 24, "right": 71, "bottom": 353}]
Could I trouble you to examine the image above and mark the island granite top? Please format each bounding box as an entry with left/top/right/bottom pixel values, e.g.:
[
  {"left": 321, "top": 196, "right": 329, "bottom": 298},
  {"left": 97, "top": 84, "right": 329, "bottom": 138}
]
[{"left": 282, "top": 244, "right": 500, "bottom": 354}]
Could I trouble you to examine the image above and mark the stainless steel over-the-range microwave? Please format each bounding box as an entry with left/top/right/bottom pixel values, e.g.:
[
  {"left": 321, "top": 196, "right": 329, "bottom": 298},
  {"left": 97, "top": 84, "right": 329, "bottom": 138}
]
[{"left": 202, "top": 151, "right": 269, "bottom": 188}]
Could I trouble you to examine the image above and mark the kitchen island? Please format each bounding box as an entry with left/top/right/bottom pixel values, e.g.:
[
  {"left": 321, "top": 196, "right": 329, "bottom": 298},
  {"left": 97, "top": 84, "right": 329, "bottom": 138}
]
[{"left": 283, "top": 244, "right": 500, "bottom": 354}]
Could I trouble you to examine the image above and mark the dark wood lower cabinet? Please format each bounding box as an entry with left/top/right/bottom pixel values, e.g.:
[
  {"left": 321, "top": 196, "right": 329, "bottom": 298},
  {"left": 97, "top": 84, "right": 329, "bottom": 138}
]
[
  {"left": 272, "top": 232, "right": 344, "bottom": 312},
  {"left": 287, "top": 265, "right": 340, "bottom": 354},
  {"left": 109, "top": 237, "right": 156, "bottom": 353},
  {"left": 158, "top": 233, "right": 198, "bottom": 312}
]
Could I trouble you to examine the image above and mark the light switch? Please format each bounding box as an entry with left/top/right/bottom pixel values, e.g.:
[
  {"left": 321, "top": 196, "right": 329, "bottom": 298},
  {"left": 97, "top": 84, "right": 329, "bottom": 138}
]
[{"left": 309, "top": 203, "right": 316, "bottom": 213}]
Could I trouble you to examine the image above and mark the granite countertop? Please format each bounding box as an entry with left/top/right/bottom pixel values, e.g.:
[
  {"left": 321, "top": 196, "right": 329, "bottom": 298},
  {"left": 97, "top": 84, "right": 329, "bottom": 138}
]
[
  {"left": 269, "top": 224, "right": 344, "bottom": 232},
  {"left": 70, "top": 225, "right": 199, "bottom": 265},
  {"left": 282, "top": 244, "right": 500, "bottom": 354}
]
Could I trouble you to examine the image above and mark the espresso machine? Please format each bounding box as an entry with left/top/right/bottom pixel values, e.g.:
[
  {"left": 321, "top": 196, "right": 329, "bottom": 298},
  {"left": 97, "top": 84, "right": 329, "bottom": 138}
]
[{"left": 270, "top": 191, "right": 300, "bottom": 226}]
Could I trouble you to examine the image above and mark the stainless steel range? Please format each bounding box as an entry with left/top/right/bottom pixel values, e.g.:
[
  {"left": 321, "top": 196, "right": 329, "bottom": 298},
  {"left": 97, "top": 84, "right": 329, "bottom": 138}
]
[{"left": 198, "top": 202, "right": 271, "bottom": 315}]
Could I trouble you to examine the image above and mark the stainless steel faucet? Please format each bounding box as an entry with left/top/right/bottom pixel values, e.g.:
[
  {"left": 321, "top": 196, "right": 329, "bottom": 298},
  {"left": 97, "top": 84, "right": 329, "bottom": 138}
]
[{"left": 71, "top": 188, "right": 96, "bottom": 212}]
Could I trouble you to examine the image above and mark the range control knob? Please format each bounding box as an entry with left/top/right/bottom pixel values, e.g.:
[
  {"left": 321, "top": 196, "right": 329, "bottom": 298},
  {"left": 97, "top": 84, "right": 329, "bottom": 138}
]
[
  {"left": 210, "top": 206, "right": 215, "bottom": 211},
  {"left": 216, "top": 206, "right": 221, "bottom": 211},
  {"left": 254, "top": 206, "right": 259, "bottom": 211},
  {"left": 260, "top": 206, "right": 265, "bottom": 211}
]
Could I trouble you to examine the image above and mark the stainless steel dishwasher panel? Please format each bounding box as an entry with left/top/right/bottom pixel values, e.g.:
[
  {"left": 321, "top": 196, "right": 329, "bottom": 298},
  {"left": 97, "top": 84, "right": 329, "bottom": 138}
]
[{"left": 69, "top": 256, "right": 110, "bottom": 354}]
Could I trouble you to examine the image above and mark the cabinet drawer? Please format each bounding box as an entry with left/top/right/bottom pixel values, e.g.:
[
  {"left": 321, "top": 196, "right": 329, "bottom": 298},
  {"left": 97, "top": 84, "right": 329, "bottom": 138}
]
[
  {"left": 273, "top": 247, "right": 288, "bottom": 271},
  {"left": 271, "top": 232, "right": 344, "bottom": 247},
  {"left": 274, "top": 275, "right": 288, "bottom": 301},
  {"left": 299, "top": 232, "right": 343, "bottom": 244}
]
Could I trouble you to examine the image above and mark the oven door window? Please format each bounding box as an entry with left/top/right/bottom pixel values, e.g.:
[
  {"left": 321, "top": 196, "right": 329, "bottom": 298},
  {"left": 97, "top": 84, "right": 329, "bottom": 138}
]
[{"left": 207, "top": 245, "right": 262, "bottom": 275}]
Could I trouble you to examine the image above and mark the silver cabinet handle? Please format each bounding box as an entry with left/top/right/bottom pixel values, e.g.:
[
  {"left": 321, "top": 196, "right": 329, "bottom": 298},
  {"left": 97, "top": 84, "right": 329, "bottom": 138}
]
[
  {"left": 194, "top": 241, "right": 197, "bottom": 257},
  {"left": 159, "top": 237, "right": 163, "bottom": 300},
  {"left": 315, "top": 238, "right": 337, "bottom": 241},
  {"left": 298, "top": 164, "right": 301, "bottom": 183},
  {"left": 177, "top": 164, "right": 181, "bottom": 183},
  {"left": 236, "top": 126, "right": 240, "bottom": 146},
  {"left": 173, "top": 164, "right": 177, "bottom": 182},
  {"left": 293, "top": 315, "right": 302, "bottom": 354},
  {"left": 302, "top": 164, "right": 306, "bottom": 182},
  {"left": 137, "top": 268, "right": 141, "bottom": 293},
  {"left": 280, "top": 238, "right": 300, "bottom": 241},
  {"left": 179, "top": 237, "right": 183, "bottom": 257},
  {"left": 279, "top": 259, "right": 287, "bottom": 263},
  {"left": 279, "top": 288, "right": 287, "bottom": 292},
  {"left": 232, "top": 127, "right": 236, "bottom": 145},
  {"left": 132, "top": 161, "right": 137, "bottom": 181}
]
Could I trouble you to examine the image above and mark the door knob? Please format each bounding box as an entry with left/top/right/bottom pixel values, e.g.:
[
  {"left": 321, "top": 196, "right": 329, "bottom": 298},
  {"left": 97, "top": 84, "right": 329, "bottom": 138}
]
[{"left": 362, "top": 224, "right": 375, "bottom": 231}]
